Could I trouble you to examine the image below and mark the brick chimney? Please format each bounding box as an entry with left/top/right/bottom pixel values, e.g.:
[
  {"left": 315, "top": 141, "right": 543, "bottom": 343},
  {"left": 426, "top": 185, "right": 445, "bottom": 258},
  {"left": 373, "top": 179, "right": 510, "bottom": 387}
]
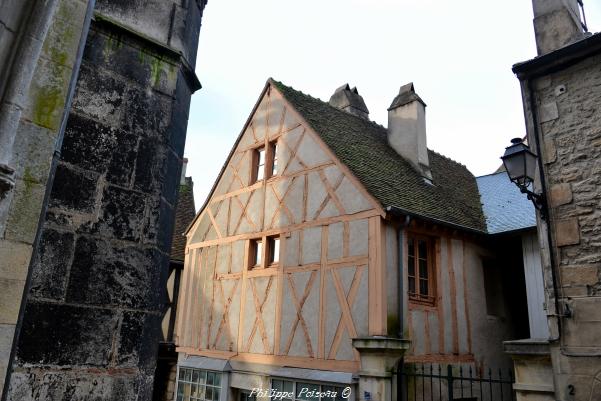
[
  {"left": 329, "top": 84, "right": 369, "bottom": 119},
  {"left": 532, "top": 0, "right": 585, "bottom": 55},
  {"left": 387, "top": 83, "right": 432, "bottom": 181}
]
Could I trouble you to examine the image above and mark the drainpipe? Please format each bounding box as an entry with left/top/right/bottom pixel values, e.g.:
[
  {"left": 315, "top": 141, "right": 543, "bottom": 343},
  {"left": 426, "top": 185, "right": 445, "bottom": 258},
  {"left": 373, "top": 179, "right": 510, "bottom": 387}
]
[
  {"left": 526, "top": 79, "right": 562, "bottom": 342},
  {"left": 396, "top": 215, "right": 411, "bottom": 338}
]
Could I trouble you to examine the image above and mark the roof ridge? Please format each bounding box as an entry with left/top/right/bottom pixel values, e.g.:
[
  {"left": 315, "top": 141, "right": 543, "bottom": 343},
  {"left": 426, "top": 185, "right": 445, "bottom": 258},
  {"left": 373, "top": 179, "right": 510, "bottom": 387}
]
[{"left": 271, "top": 79, "right": 387, "bottom": 131}]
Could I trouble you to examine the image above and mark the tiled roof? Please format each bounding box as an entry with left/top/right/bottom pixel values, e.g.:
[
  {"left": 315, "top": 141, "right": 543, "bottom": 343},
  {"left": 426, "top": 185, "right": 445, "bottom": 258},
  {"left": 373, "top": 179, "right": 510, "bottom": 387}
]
[
  {"left": 476, "top": 172, "right": 536, "bottom": 234},
  {"left": 272, "top": 79, "right": 487, "bottom": 232},
  {"left": 171, "top": 177, "right": 196, "bottom": 261}
]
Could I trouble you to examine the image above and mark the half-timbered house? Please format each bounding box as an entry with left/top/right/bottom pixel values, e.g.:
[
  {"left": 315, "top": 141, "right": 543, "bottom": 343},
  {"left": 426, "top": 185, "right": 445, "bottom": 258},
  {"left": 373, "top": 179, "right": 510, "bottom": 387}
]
[{"left": 173, "top": 79, "right": 546, "bottom": 401}]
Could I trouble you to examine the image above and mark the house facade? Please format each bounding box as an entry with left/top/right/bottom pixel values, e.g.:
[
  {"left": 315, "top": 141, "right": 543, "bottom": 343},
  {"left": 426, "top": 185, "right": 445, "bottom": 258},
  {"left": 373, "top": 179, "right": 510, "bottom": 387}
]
[
  {"left": 504, "top": 1, "right": 601, "bottom": 400},
  {"left": 175, "top": 80, "right": 545, "bottom": 401}
]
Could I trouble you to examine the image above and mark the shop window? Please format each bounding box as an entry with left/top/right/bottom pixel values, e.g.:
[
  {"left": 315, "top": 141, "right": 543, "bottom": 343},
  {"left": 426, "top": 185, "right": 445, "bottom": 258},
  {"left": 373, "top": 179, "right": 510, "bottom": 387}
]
[{"left": 176, "top": 367, "right": 222, "bottom": 401}]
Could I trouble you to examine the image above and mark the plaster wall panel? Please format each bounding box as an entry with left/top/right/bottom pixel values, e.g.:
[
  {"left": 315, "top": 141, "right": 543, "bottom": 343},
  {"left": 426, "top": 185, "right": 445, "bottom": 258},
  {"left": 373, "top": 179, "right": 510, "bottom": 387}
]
[
  {"left": 411, "top": 310, "right": 425, "bottom": 355},
  {"left": 328, "top": 222, "right": 344, "bottom": 260},
  {"left": 301, "top": 226, "right": 322, "bottom": 264},
  {"left": 307, "top": 171, "right": 328, "bottom": 220},
  {"left": 351, "top": 267, "right": 368, "bottom": 337},
  {"left": 325, "top": 271, "right": 341, "bottom": 357},
  {"left": 215, "top": 244, "right": 230, "bottom": 275},
  {"left": 336, "top": 177, "right": 372, "bottom": 215},
  {"left": 245, "top": 189, "right": 264, "bottom": 233},
  {"left": 295, "top": 134, "right": 331, "bottom": 167},
  {"left": 349, "top": 219, "right": 368, "bottom": 257},
  {"left": 266, "top": 93, "right": 286, "bottom": 137},
  {"left": 231, "top": 240, "right": 245, "bottom": 272},
  {"left": 284, "top": 230, "right": 300, "bottom": 267},
  {"left": 337, "top": 330, "right": 354, "bottom": 361},
  {"left": 283, "top": 176, "right": 303, "bottom": 224},
  {"left": 428, "top": 312, "right": 440, "bottom": 354},
  {"left": 451, "top": 239, "right": 469, "bottom": 354}
]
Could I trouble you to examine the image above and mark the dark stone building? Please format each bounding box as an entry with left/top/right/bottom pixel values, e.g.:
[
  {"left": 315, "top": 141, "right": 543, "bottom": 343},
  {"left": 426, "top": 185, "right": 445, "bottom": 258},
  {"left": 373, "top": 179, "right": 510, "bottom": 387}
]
[{"left": 0, "top": 1, "right": 206, "bottom": 399}]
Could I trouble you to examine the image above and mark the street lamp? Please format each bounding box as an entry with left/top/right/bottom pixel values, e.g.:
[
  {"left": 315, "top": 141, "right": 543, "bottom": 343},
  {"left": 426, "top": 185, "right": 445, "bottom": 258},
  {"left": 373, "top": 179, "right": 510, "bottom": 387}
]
[{"left": 501, "top": 138, "right": 547, "bottom": 219}]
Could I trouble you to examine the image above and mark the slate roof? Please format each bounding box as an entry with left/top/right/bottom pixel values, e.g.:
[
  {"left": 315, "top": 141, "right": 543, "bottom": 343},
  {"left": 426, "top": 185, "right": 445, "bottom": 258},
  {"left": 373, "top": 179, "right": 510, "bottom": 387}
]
[
  {"left": 476, "top": 172, "right": 536, "bottom": 234},
  {"left": 171, "top": 177, "right": 196, "bottom": 261},
  {"left": 271, "top": 79, "right": 487, "bottom": 232}
]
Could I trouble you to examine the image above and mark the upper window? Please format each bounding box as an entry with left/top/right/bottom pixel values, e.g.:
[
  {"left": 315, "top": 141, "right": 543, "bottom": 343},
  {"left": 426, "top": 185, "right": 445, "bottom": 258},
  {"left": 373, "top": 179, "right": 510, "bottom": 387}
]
[
  {"left": 252, "top": 141, "right": 278, "bottom": 183},
  {"left": 176, "top": 367, "right": 222, "bottom": 401},
  {"left": 407, "top": 234, "right": 435, "bottom": 305},
  {"left": 249, "top": 235, "right": 279, "bottom": 270}
]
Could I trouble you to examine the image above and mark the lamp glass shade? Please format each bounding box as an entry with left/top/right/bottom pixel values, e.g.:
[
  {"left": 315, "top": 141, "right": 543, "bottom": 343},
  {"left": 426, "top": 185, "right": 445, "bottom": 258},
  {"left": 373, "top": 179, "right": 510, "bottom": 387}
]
[{"left": 501, "top": 140, "right": 537, "bottom": 188}]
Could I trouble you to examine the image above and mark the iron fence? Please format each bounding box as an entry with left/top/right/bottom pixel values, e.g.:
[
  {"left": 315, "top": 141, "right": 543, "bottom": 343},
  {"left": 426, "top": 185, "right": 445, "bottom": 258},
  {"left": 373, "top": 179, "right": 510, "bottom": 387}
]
[{"left": 399, "top": 363, "right": 515, "bottom": 401}]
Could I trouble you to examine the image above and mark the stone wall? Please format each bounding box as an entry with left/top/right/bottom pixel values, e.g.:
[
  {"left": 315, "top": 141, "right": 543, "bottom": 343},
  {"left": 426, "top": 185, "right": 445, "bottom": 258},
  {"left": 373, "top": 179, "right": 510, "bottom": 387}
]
[
  {"left": 525, "top": 50, "right": 601, "bottom": 400},
  {"left": 5, "top": 1, "right": 204, "bottom": 399},
  {"left": 0, "top": 0, "right": 92, "bottom": 397}
]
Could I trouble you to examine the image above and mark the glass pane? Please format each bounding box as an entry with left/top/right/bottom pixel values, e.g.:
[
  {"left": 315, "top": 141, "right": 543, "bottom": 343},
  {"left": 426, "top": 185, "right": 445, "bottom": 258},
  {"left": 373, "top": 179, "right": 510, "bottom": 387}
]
[
  {"left": 198, "top": 371, "right": 207, "bottom": 385},
  {"left": 206, "top": 387, "right": 213, "bottom": 401},
  {"left": 192, "top": 370, "right": 200, "bottom": 383},
  {"left": 178, "top": 382, "right": 185, "bottom": 395},
  {"left": 207, "top": 372, "right": 215, "bottom": 386},
  {"left": 179, "top": 368, "right": 186, "bottom": 380},
  {"left": 419, "top": 259, "right": 428, "bottom": 279},
  {"left": 214, "top": 389, "right": 220, "bottom": 401},
  {"left": 191, "top": 384, "right": 198, "bottom": 397},
  {"left": 258, "top": 148, "right": 265, "bottom": 165},
  {"left": 197, "top": 386, "right": 206, "bottom": 400},
  {"left": 273, "top": 379, "right": 283, "bottom": 391},
  {"left": 255, "top": 241, "right": 262, "bottom": 266},
  {"left": 408, "top": 256, "right": 415, "bottom": 276},
  {"left": 420, "top": 279, "right": 429, "bottom": 295},
  {"left": 296, "top": 382, "right": 320, "bottom": 401},
  {"left": 184, "top": 383, "right": 191, "bottom": 398},
  {"left": 257, "top": 165, "right": 264, "bottom": 181},
  {"left": 283, "top": 381, "right": 293, "bottom": 393},
  {"left": 418, "top": 240, "right": 427, "bottom": 259},
  {"left": 409, "top": 277, "right": 415, "bottom": 294},
  {"left": 214, "top": 372, "right": 221, "bottom": 386},
  {"left": 408, "top": 238, "right": 414, "bottom": 256},
  {"left": 177, "top": 395, "right": 183, "bottom": 401},
  {"left": 185, "top": 369, "right": 192, "bottom": 382},
  {"left": 272, "top": 238, "right": 280, "bottom": 263}
]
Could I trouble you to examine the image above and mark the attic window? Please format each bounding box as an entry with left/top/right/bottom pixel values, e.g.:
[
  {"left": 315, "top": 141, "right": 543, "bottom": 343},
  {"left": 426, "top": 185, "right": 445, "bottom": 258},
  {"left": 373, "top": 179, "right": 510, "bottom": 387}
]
[
  {"left": 249, "top": 235, "right": 280, "bottom": 270},
  {"left": 252, "top": 141, "right": 278, "bottom": 183}
]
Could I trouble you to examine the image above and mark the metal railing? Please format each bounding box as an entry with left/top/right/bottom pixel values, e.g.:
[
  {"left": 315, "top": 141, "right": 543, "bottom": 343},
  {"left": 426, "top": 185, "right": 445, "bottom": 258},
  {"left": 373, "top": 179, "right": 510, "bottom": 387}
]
[{"left": 399, "top": 363, "right": 515, "bottom": 401}]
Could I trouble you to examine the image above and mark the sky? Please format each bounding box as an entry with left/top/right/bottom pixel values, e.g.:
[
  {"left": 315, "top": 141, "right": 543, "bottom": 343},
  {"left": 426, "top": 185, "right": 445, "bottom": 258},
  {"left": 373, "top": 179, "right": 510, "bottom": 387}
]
[{"left": 184, "top": 1, "right": 601, "bottom": 209}]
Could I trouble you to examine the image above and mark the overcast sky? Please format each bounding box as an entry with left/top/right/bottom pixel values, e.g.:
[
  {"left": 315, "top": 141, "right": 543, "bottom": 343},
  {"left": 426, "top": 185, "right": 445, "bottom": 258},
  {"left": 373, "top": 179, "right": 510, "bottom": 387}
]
[{"left": 184, "top": 1, "right": 601, "bottom": 208}]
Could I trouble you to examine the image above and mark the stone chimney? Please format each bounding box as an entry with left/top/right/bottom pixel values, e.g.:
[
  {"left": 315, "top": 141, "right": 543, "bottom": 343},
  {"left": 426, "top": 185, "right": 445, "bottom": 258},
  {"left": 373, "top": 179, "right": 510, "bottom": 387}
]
[
  {"left": 329, "top": 84, "right": 369, "bottom": 119},
  {"left": 532, "top": 0, "right": 585, "bottom": 55},
  {"left": 181, "top": 157, "right": 188, "bottom": 185},
  {"left": 387, "top": 83, "right": 432, "bottom": 181}
]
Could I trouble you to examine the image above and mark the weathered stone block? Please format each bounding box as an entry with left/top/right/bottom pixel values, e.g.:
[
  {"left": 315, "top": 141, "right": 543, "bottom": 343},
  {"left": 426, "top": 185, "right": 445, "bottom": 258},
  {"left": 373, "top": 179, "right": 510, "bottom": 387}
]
[
  {"left": 4, "top": 179, "right": 46, "bottom": 244},
  {"left": 48, "top": 163, "right": 99, "bottom": 212},
  {"left": 91, "top": 185, "right": 146, "bottom": 241},
  {"left": 65, "top": 236, "right": 165, "bottom": 310},
  {"left": 71, "top": 65, "right": 126, "bottom": 128},
  {"left": 550, "top": 183, "right": 572, "bottom": 207},
  {"left": 121, "top": 85, "right": 171, "bottom": 138},
  {"left": 555, "top": 218, "right": 580, "bottom": 247},
  {"left": 7, "top": 370, "right": 146, "bottom": 401},
  {"left": 0, "top": 240, "right": 32, "bottom": 281},
  {"left": 23, "top": 56, "right": 73, "bottom": 131},
  {"left": 117, "top": 311, "right": 161, "bottom": 373},
  {"left": 543, "top": 138, "right": 557, "bottom": 164},
  {"left": 16, "top": 302, "right": 117, "bottom": 366},
  {"left": 29, "top": 228, "right": 75, "bottom": 300},
  {"left": 0, "top": 279, "right": 26, "bottom": 324},
  {"left": 560, "top": 265, "right": 598, "bottom": 288},
  {"left": 10, "top": 120, "right": 55, "bottom": 184},
  {"left": 134, "top": 137, "right": 167, "bottom": 195}
]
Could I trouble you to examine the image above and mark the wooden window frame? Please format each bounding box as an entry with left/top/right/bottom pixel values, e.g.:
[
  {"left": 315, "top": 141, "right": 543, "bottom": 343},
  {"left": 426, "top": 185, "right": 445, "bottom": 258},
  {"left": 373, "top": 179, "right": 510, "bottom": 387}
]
[
  {"left": 248, "top": 235, "right": 280, "bottom": 270},
  {"left": 250, "top": 140, "right": 278, "bottom": 184},
  {"left": 407, "top": 233, "right": 436, "bottom": 306}
]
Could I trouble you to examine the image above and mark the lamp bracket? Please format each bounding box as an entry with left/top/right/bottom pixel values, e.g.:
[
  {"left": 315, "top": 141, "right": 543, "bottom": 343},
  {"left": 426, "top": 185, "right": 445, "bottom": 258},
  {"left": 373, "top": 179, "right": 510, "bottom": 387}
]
[{"left": 520, "top": 187, "right": 548, "bottom": 220}]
